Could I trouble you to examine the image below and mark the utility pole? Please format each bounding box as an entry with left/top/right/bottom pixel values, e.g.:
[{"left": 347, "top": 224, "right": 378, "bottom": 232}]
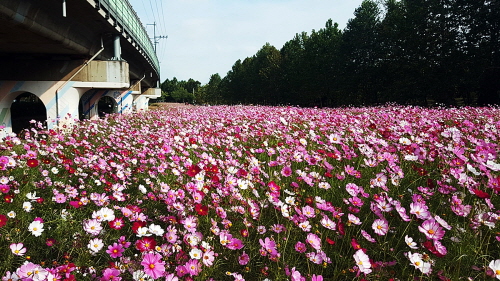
[{"left": 147, "top": 22, "right": 168, "bottom": 53}]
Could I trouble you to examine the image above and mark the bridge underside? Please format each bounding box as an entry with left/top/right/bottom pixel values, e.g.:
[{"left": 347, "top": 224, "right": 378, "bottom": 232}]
[{"left": 0, "top": 0, "right": 162, "bottom": 137}]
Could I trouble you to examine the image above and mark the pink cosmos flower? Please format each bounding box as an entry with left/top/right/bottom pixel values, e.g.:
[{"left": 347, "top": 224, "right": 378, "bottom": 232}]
[
  {"left": 2, "top": 271, "right": 19, "bottom": 281},
  {"left": 165, "top": 273, "right": 179, "bottom": 281},
  {"left": 182, "top": 215, "right": 198, "bottom": 233},
  {"left": 259, "top": 237, "right": 279, "bottom": 257},
  {"left": 302, "top": 205, "right": 316, "bottom": 218},
  {"left": 54, "top": 193, "right": 67, "bottom": 203},
  {"left": 175, "top": 265, "right": 187, "bottom": 277},
  {"left": 320, "top": 215, "right": 336, "bottom": 230},
  {"left": 349, "top": 196, "right": 364, "bottom": 207},
  {"left": 16, "top": 262, "right": 48, "bottom": 280},
  {"left": 353, "top": 249, "right": 372, "bottom": 275},
  {"left": 372, "top": 219, "right": 389, "bottom": 236},
  {"left": 141, "top": 252, "right": 166, "bottom": 279},
  {"left": 229, "top": 272, "right": 245, "bottom": 281},
  {"left": 102, "top": 268, "right": 121, "bottom": 281},
  {"left": 257, "top": 225, "right": 266, "bottom": 234},
  {"left": 202, "top": 250, "right": 215, "bottom": 266},
  {"left": 433, "top": 239, "right": 448, "bottom": 256},
  {"left": 345, "top": 183, "right": 360, "bottom": 197},
  {"left": 312, "top": 274, "right": 323, "bottom": 281},
  {"left": 410, "top": 202, "right": 431, "bottom": 220},
  {"left": 418, "top": 219, "right": 445, "bottom": 240},
  {"left": 165, "top": 226, "right": 178, "bottom": 243},
  {"left": 184, "top": 259, "right": 201, "bottom": 276},
  {"left": 290, "top": 267, "right": 305, "bottom": 281},
  {"left": 307, "top": 252, "right": 324, "bottom": 264},
  {"left": 394, "top": 204, "right": 411, "bottom": 222},
  {"left": 306, "top": 233, "right": 321, "bottom": 250},
  {"left": 360, "top": 229, "right": 376, "bottom": 243},
  {"left": 348, "top": 213, "right": 362, "bottom": 225},
  {"left": 106, "top": 242, "right": 124, "bottom": 258}
]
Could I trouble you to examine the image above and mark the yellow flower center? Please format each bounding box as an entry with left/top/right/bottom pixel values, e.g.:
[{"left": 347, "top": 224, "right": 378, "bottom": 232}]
[
  {"left": 149, "top": 264, "right": 155, "bottom": 269},
  {"left": 428, "top": 229, "right": 435, "bottom": 235},
  {"left": 415, "top": 261, "right": 421, "bottom": 266},
  {"left": 377, "top": 225, "right": 383, "bottom": 230}
]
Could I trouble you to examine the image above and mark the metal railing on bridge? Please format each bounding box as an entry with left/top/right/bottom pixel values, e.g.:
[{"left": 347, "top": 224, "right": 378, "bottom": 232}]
[{"left": 97, "top": 0, "right": 160, "bottom": 75}]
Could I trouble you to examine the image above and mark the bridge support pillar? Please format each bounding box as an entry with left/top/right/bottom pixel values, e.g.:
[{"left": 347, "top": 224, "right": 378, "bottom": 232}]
[
  {"left": 0, "top": 60, "right": 162, "bottom": 138},
  {"left": 112, "top": 35, "right": 122, "bottom": 61}
]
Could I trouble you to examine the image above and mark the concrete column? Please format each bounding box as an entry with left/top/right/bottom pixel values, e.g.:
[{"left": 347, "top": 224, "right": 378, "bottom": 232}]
[{"left": 112, "top": 35, "right": 122, "bottom": 61}]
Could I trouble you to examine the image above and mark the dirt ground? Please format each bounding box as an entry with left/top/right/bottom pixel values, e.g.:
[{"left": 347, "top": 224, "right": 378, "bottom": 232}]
[{"left": 148, "top": 102, "right": 195, "bottom": 110}]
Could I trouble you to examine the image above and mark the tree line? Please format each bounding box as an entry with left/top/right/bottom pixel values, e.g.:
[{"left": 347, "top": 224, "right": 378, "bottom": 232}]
[{"left": 159, "top": 0, "right": 499, "bottom": 107}]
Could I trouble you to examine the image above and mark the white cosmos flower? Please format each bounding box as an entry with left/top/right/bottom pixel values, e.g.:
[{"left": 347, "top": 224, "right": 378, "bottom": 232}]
[
  {"left": 148, "top": 224, "right": 165, "bottom": 236},
  {"left": 353, "top": 249, "right": 372, "bottom": 274},
  {"left": 189, "top": 248, "right": 203, "bottom": 260},
  {"left": 489, "top": 259, "right": 500, "bottom": 280},
  {"left": 408, "top": 252, "right": 432, "bottom": 274},
  {"left": 10, "top": 243, "right": 26, "bottom": 256},
  {"left": 83, "top": 219, "right": 102, "bottom": 236},
  {"left": 87, "top": 238, "right": 104, "bottom": 254},
  {"left": 28, "top": 220, "right": 44, "bottom": 237},
  {"left": 405, "top": 235, "right": 418, "bottom": 249},
  {"left": 96, "top": 207, "right": 115, "bottom": 222},
  {"left": 136, "top": 226, "right": 151, "bottom": 237},
  {"left": 23, "top": 202, "right": 33, "bottom": 212},
  {"left": 138, "top": 184, "right": 147, "bottom": 194},
  {"left": 26, "top": 192, "right": 39, "bottom": 200}
]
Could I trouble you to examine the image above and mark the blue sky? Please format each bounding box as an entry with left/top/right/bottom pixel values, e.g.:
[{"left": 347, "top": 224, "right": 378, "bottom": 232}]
[{"left": 128, "top": 0, "right": 365, "bottom": 84}]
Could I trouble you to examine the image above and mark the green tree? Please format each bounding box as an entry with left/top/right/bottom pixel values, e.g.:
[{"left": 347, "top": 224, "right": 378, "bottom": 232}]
[
  {"left": 205, "top": 73, "right": 222, "bottom": 104},
  {"left": 280, "top": 32, "right": 308, "bottom": 105},
  {"left": 251, "top": 43, "right": 282, "bottom": 104},
  {"left": 340, "top": 0, "right": 381, "bottom": 105}
]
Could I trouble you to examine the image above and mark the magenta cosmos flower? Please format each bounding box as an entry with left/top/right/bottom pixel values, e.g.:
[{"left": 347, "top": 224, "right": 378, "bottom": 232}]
[
  {"left": 106, "top": 243, "right": 124, "bottom": 258},
  {"left": 141, "top": 252, "right": 166, "bottom": 279}
]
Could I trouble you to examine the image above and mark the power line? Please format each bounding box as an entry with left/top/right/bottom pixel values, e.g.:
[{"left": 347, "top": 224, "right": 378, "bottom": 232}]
[{"left": 146, "top": 22, "right": 168, "bottom": 54}]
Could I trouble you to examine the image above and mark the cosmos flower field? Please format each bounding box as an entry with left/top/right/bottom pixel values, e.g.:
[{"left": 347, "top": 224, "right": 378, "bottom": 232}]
[{"left": 0, "top": 105, "right": 500, "bottom": 281}]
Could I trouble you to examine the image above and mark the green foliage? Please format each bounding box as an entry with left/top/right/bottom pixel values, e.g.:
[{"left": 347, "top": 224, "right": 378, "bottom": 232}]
[
  {"left": 160, "top": 77, "right": 201, "bottom": 103},
  {"left": 191, "top": 0, "right": 500, "bottom": 107}
]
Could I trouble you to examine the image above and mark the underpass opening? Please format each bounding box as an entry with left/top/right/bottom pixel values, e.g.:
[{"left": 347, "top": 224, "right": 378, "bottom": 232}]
[
  {"left": 11, "top": 92, "right": 47, "bottom": 134},
  {"left": 98, "top": 96, "right": 118, "bottom": 118}
]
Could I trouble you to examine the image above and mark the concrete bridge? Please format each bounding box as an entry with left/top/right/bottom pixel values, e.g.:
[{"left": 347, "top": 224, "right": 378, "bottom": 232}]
[{"left": 0, "top": 0, "right": 161, "bottom": 137}]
